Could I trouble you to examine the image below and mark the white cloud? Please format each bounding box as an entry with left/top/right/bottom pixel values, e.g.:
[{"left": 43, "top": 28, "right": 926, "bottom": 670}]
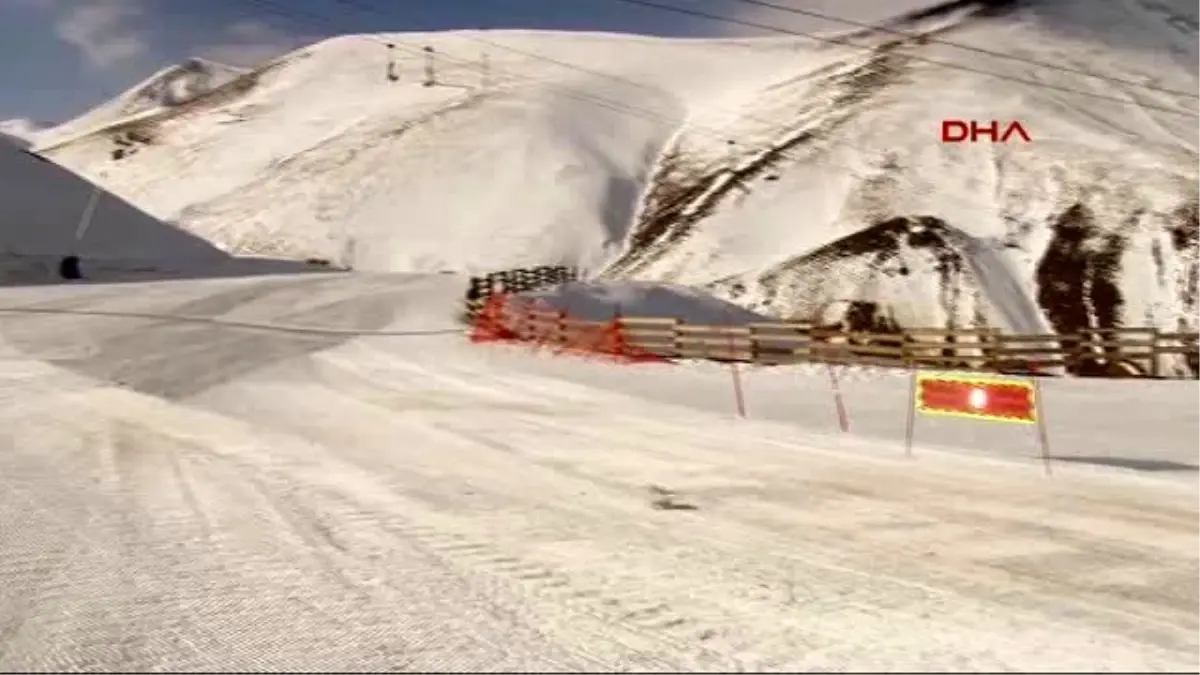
[
  {"left": 53, "top": 0, "right": 149, "bottom": 69},
  {"left": 713, "top": 0, "right": 944, "bottom": 37},
  {"left": 195, "top": 19, "right": 316, "bottom": 68}
]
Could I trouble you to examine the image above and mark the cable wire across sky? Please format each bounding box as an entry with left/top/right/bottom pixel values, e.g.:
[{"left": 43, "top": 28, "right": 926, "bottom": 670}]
[
  {"left": 593, "top": 0, "right": 1198, "bottom": 117},
  {"left": 226, "top": 0, "right": 1200, "bottom": 225},
  {"left": 244, "top": 0, "right": 1197, "bottom": 118}
]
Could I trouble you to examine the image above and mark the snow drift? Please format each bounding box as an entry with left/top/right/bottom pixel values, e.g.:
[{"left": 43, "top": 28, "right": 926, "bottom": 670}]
[
  {"left": 33, "top": 0, "right": 1199, "bottom": 345},
  {"left": 519, "top": 280, "right": 771, "bottom": 324}
]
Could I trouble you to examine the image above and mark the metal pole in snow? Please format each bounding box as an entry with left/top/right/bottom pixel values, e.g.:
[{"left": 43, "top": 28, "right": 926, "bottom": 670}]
[
  {"left": 1033, "top": 378, "right": 1053, "bottom": 476},
  {"left": 725, "top": 310, "right": 746, "bottom": 418},
  {"left": 73, "top": 184, "right": 101, "bottom": 247},
  {"left": 904, "top": 369, "right": 919, "bottom": 457},
  {"left": 826, "top": 364, "right": 849, "bottom": 432}
]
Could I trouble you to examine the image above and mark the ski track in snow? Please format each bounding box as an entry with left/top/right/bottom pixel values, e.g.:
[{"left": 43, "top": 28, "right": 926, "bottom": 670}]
[{"left": 0, "top": 273, "right": 1195, "bottom": 672}]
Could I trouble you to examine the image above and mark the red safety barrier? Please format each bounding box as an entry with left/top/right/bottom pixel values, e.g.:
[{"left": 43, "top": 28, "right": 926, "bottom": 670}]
[{"left": 470, "top": 294, "right": 667, "bottom": 364}]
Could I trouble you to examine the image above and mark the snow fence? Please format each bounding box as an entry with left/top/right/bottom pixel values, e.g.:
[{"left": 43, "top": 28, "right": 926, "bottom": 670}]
[{"left": 469, "top": 292, "right": 670, "bottom": 364}]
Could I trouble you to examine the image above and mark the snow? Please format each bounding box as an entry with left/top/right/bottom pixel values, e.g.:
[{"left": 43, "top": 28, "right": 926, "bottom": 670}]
[
  {"left": 0, "top": 142, "right": 229, "bottom": 272},
  {"left": 34, "top": 58, "right": 246, "bottom": 152},
  {"left": 0, "top": 271, "right": 1195, "bottom": 671},
  {"left": 518, "top": 280, "right": 771, "bottom": 323},
  {"left": 32, "top": 33, "right": 786, "bottom": 273},
  {"left": 0, "top": 6, "right": 1196, "bottom": 666},
  {"left": 32, "top": 0, "right": 1198, "bottom": 340}
]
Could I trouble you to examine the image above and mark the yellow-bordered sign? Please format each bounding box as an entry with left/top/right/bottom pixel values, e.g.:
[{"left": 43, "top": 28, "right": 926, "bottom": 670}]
[{"left": 914, "top": 372, "right": 1037, "bottom": 424}]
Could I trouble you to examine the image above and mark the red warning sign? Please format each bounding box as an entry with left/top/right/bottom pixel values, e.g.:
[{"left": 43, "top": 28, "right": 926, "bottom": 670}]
[{"left": 914, "top": 373, "right": 1036, "bottom": 424}]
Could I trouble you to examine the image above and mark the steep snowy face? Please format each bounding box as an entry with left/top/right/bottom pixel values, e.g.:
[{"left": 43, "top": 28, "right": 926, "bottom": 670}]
[{"left": 35, "top": 0, "right": 1198, "bottom": 343}]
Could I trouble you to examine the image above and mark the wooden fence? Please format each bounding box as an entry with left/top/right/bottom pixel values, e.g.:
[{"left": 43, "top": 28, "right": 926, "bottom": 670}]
[
  {"left": 510, "top": 308, "right": 1199, "bottom": 379},
  {"left": 463, "top": 266, "right": 580, "bottom": 319}
]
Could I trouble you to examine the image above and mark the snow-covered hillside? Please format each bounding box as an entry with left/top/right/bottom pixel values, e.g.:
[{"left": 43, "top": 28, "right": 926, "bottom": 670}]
[
  {"left": 36, "top": 0, "right": 1199, "bottom": 340},
  {"left": 0, "top": 142, "right": 229, "bottom": 277},
  {"left": 36, "top": 58, "right": 246, "bottom": 152}
]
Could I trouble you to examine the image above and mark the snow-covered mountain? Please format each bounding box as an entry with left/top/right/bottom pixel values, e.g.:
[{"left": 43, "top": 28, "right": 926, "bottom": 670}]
[
  {"left": 35, "top": 58, "right": 246, "bottom": 152},
  {"left": 34, "top": 0, "right": 1199, "bottom": 342}
]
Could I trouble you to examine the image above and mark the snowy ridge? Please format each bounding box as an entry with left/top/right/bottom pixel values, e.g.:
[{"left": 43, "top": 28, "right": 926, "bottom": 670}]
[
  {"left": 36, "top": 58, "right": 247, "bottom": 152},
  {"left": 35, "top": 0, "right": 1199, "bottom": 348}
]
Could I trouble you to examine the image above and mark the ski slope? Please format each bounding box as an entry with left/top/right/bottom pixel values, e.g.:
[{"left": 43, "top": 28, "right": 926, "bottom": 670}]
[
  {"left": 0, "top": 271, "right": 1195, "bottom": 671},
  {"left": 34, "top": 0, "right": 1199, "bottom": 341}
]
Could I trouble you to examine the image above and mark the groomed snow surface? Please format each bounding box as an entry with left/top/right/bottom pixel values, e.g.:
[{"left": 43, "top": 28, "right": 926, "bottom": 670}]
[{"left": 0, "top": 272, "right": 1195, "bottom": 672}]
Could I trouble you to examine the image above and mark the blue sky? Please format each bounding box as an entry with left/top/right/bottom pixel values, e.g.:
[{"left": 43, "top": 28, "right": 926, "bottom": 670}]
[{"left": 0, "top": 0, "right": 927, "bottom": 124}]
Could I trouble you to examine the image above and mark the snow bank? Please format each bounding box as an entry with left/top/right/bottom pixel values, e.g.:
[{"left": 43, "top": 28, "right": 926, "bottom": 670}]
[
  {"left": 519, "top": 280, "right": 771, "bottom": 324},
  {"left": 0, "top": 142, "right": 230, "bottom": 282}
]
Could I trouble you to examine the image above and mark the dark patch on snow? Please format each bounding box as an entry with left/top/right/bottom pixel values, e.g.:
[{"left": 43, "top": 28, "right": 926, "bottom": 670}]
[
  {"left": 728, "top": 215, "right": 971, "bottom": 332},
  {"left": 841, "top": 299, "right": 901, "bottom": 333},
  {"left": 1034, "top": 203, "right": 1125, "bottom": 336},
  {"left": 1049, "top": 456, "right": 1198, "bottom": 472},
  {"left": 127, "top": 59, "right": 240, "bottom": 110},
  {"left": 1161, "top": 199, "right": 1200, "bottom": 372}
]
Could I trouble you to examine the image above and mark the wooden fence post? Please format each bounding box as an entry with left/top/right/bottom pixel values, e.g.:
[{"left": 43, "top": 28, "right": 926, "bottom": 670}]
[
  {"left": 1150, "top": 328, "right": 1161, "bottom": 379},
  {"left": 556, "top": 309, "right": 568, "bottom": 350}
]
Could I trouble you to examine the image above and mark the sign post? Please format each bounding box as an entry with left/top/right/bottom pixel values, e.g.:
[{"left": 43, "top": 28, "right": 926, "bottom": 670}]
[
  {"left": 826, "top": 364, "right": 849, "bottom": 432},
  {"left": 906, "top": 372, "right": 1051, "bottom": 474}
]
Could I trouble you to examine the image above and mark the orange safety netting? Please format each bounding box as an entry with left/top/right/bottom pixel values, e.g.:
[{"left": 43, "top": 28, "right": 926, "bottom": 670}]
[
  {"left": 469, "top": 293, "right": 520, "bottom": 343},
  {"left": 470, "top": 293, "right": 668, "bottom": 363}
]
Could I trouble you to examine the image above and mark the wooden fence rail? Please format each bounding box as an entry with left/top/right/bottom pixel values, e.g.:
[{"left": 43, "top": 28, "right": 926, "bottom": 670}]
[
  {"left": 508, "top": 308, "right": 1199, "bottom": 379},
  {"left": 462, "top": 271, "right": 1198, "bottom": 379},
  {"left": 463, "top": 265, "right": 580, "bottom": 319}
]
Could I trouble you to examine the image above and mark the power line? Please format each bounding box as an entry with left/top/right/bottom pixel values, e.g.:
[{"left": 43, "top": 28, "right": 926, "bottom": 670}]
[
  {"left": 593, "top": 0, "right": 1198, "bottom": 118},
  {"left": 234, "top": 0, "right": 1194, "bottom": 185},
  {"left": 719, "top": 0, "right": 1197, "bottom": 99},
  {"left": 320, "top": 0, "right": 1195, "bottom": 154},
  {"left": 225, "top": 0, "right": 1195, "bottom": 262},
  {"left": 300, "top": 0, "right": 1198, "bottom": 121}
]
